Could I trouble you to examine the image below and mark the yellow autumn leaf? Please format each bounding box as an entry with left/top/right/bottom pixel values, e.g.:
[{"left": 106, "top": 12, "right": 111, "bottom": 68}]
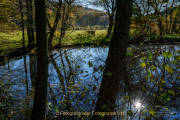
[
  {"left": 165, "top": 66, "right": 174, "bottom": 73},
  {"left": 140, "top": 62, "right": 146, "bottom": 68},
  {"left": 160, "top": 78, "right": 165, "bottom": 83},
  {"left": 149, "top": 75, "right": 154, "bottom": 78},
  {"left": 127, "top": 48, "right": 132, "bottom": 50}
]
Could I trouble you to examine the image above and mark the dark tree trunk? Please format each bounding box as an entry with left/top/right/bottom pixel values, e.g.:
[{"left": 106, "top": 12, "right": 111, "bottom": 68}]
[
  {"left": 26, "top": 0, "right": 31, "bottom": 47},
  {"left": 93, "top": 0, "right": 133, "bottom": 119},
  {"left": 26, "top": 0, "right": 35, "bottom": 47},
  {"left": 169, "top": 9, "right": 173, "bottom": 34},
  {"left": 20, "top": 0, "right": 26, "bottom": 54},
  {"left": 166, "top": 4, "right": 168, "bottom": 34},
  {"left": 30, "top": 0, "right": 35, "bottom": 46},
  {"left": 171, "top": 22, "right": 176, "bottom": 34},
  {"left": 169, "top": 0, "right": 174, "bottom": 34},
  {"left": 31, "top": 0, "right": 48, "bottom": 119},
  {"left": 158, "top": 18, "right": 163, "bottom": 36},
  {"left": 107, "top": 14, "right": 114, "bottom": 37}
]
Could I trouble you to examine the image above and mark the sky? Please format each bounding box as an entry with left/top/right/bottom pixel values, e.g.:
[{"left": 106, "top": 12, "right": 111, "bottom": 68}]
[{"left": 52, "top": 0, "right": 105, "bottom": 12}]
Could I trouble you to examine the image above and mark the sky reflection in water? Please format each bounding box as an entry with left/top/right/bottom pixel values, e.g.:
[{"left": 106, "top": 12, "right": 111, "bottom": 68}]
[{"left": 0, "top": 45, "right": 180, "bottom": 119}]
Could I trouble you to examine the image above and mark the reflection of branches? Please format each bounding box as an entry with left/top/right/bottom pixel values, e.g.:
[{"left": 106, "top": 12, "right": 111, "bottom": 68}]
[
  {"left": 50, "top": 52, "right": 66, "bottom": 93},
  {"left": 48, "top": 48, "right": 74, "bottom": 63},
  {"left": 47, "top": 81, "right": 57, "bottom": 105},
  {"left": 144, "top": 92, "right": 180, "bottom": 120},
  {"left": 64, "top": 50, "right": 75, "bottom": 83},
  {"left": 126, "top": 45, "right": 180, "bottom": 119}
]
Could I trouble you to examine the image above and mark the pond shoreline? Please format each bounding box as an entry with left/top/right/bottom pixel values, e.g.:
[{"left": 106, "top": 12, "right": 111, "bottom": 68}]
[{"left": 0, "top": 37, "right": 180, "bottom": 64}]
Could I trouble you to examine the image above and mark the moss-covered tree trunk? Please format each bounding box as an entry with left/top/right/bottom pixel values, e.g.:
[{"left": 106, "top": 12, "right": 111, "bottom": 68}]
[
  {"left": 93, "top": 0, "right": 133, "bottom": 119},
  {"left": 31, "top": 0, "right": 48, "bottom": 119}
]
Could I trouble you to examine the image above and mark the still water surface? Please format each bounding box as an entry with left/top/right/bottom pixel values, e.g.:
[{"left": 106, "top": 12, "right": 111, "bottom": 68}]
[{"left": 0, "top": 45, "right": 180, "bottom": 119}]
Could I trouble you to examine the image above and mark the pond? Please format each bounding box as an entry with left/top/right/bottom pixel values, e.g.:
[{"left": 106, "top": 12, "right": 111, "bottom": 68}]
[{"left": 0, "top": 45, "right": 180, "bottom": 120}]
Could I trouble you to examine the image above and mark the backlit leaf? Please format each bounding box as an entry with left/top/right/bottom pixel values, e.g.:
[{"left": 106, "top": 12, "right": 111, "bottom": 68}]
[
  {"left": 150, "top": 109, "right": 155, "bottom": 115},
  {"left": 168, "top": 90, "right": 175, "bottom": 95},
  {"left": 163, "top": 52, "right": 172, "bottom": 58},
  {"left": 148, "top": 52, "right": 152, "bottom": 60},
  {"left": 140, "top": 62, "right": 146, "bottom": 68}
]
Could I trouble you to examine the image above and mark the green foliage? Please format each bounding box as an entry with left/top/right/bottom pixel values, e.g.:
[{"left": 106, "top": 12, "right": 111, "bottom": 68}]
[
  {"left": 127, "top": 110, "right": 133, "bottom": 116},
  {"left": 148, "top": 52, "right": 152, "bottom": 61},
  {"left": 168, "top": 90, "right": 175, "bottom": 95},
  {"left": 163, "top": 0, "right": 169, "bottom": 2},
  {"left": 162, "top": 92, "right": 168, "bottom": 102},
  {"left": 93, "top": 86, "right": 97, "bottom": 91},
  {"left": 88, "top": 61, "right": 93, "bottom": 67},
  {"left": 163, "top": 52, "right": 173, "bottom": 58},
  {"left": 0, "top": 0, "right": 20, "bottom": 32}
]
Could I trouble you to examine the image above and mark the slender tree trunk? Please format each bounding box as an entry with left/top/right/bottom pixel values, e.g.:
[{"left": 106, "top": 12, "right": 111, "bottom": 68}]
[
  {"left": 166, "top": 4, "right": 168, "bottom": 34},
  {"left": 61, "top": 4, "right": 66, "bottom": 38},
  {"left": 169, "top": 0, "right": 174, "bottom": 34},
  {"left": 169, "top": 9, "right": 173, "bottom": 34},
  {"left": 27, "top": 0, "right": 35, "bottom": 47},
  {"left": 59, "top": 4, "right": 66, "bottom": 46},
  {"left": 171, "top": 21, "right": 176, "bottom": 35},
  {"left": 171, "top": 11, "right": 179, "bottom": 34},
  {"left": 59, "top": 2, "right": 71, "bottom": 46},
  {"left": 20, "top": 0, "right": 26, "bottom": 54},
  {"left": 48, "top": 0, "right": 62, "bottom": 48},
  {"left": 30, "top": 0, "right": 35, "bottom": 46},
  {"left": 107, "top": 14, "right": 113, "bottom": 37},
  {"left": 26, "top": 0, "right": 31, "bottom": 47},
  {"left": 31, "top": 0, "right": 48, "bottom": 119},
  {"left": 93, "top": 0, "right": 133, "bottom": 119},
  {"left": 158, "top": 18, "right": 163, "bottom": 36}
]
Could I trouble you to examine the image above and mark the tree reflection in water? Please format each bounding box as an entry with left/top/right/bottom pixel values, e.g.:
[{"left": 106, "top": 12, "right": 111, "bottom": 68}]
[{"left": 0, "top": 45, "right": 180, "bottom": 119}]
